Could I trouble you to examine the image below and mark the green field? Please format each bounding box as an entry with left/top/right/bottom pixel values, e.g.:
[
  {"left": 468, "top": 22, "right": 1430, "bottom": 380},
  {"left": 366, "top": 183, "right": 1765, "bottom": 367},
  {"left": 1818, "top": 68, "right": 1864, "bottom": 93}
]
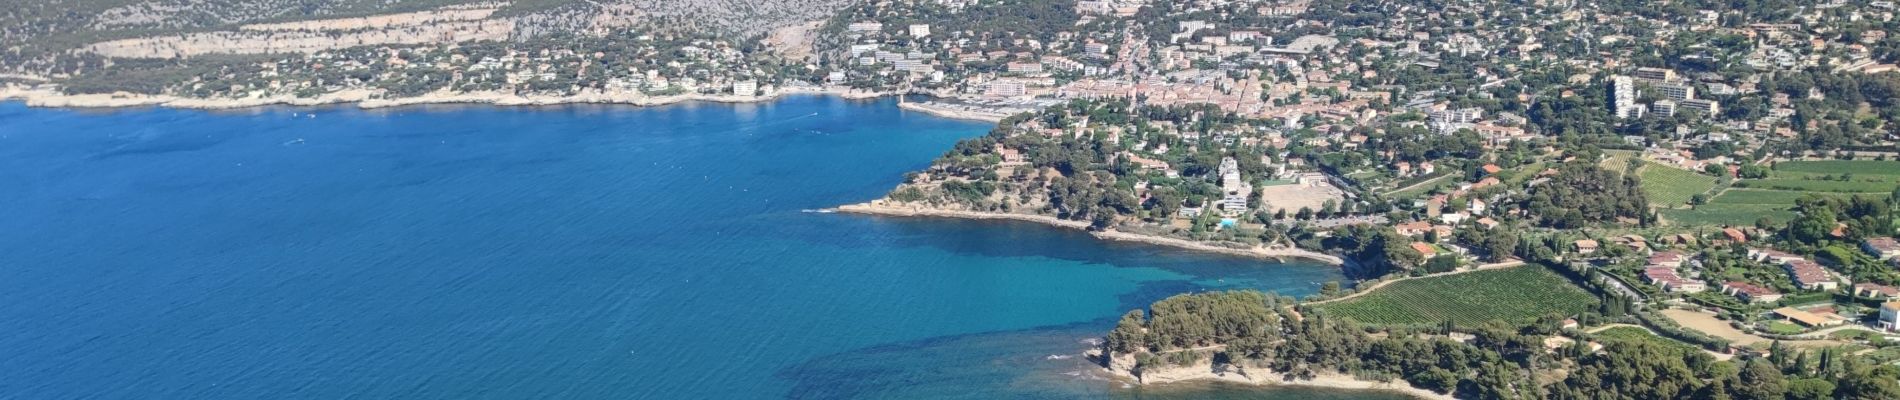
[
  {"left": 1764, "top": 321, "right": 1806, "bottom": 335},
  {"left": 1773, "top": 160, "right": 1900, "bottom": 176},
  {"left": 1661, "top": 204, "right": 1796, "bottom": 226},
  {"left": 1769, "top": 171, "right": 1900, "bottom": 182},
  {"left": 1735, "top": 179, "right": 1898, "bottom": 193},
  {"left": 1315, "top": 266, "right": 1599, "bottom": 326},
  {"left": 1665, "top": 183, "right": 1887, "bottom": 227},
  {"left": 1639, "top": 163, "right": 1717, "bottom": 207},
  {"left": 1386, "top": 174, "right": 1456, "bottom": 199},
  {"left": 1708, "top": 189, "right": 1862, "bottom": 205}
]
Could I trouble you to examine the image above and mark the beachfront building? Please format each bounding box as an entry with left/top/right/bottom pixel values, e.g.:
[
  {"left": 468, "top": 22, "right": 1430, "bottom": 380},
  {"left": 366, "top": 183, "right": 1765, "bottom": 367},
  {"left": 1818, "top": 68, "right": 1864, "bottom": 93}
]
[{"left": 1216, "top": 157, "right": 1252, "bottom": 215}]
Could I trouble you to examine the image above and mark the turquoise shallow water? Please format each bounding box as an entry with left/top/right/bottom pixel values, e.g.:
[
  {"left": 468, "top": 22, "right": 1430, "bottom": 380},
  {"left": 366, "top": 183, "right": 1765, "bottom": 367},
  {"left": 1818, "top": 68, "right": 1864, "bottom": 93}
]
[{"left": 0, "top": 97, "right": 1401, "bottom": 399}]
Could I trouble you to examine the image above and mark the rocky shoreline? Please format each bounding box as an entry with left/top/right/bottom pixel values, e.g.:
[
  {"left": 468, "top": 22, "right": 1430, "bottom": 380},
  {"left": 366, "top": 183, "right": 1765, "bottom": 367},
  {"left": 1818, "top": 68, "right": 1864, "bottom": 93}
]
[
  {"left": 0, "top": 84, "right": 895, "bottom": 110},
  {"left": 833, "top": 202, "right": 1345, "bottom": 265}
]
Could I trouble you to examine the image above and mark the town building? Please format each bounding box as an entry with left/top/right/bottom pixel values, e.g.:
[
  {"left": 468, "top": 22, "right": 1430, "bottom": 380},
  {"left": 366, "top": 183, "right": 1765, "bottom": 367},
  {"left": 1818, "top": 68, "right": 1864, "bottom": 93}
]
[
  {"left": 1612, "top": 76, "right": 1644, "bottom": 119},
  {"left": 1656, "top": 83, "right": 1694, "bottom": 101},
  {"left": 1651, "top": 100, "right": 1677, "bottom": 117},
  {"left": 1678, "top": 99, "right": 1720, "bottom": 117},
  {"left": 1632, "top": 67, "right": 1678, "bottom": 82}
]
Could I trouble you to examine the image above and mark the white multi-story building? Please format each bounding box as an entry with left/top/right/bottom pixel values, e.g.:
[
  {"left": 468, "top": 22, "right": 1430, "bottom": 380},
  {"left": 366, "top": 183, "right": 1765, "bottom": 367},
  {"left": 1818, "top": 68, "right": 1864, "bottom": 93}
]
[
  {"left": 986, "top": 81, "right": 1027, "bottom": 97},
  {"left": 1652, "top": 99, "right": 1677, "bottom": 117},
  {"left": 1612, "top": 76, "right": 1645, "bottom": 119},
  {"left": 909, "top": 24, "right": 931, "bottom": 38},
  {"left": 1680, "top": 99, "right": 1720, "bottom": 118},
  {"left": 1657, "top": 83, "right": 1694, "bottom": 101},
  {"left": 731, "top": 80, "right": 757, "bottom": 96},
  {"left": 1217, "top": 157, "right": 1252, "bottom": 214},
  {"left": 1632, "top": 67, "right": 1677, "bottom": 82}
]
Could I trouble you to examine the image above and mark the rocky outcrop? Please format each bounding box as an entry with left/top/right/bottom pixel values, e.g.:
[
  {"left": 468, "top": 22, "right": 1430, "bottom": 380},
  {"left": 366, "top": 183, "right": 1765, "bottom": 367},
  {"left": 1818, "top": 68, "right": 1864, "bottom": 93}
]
[{"left": 83, "top": 7, "right": 514, "bottom": 59}]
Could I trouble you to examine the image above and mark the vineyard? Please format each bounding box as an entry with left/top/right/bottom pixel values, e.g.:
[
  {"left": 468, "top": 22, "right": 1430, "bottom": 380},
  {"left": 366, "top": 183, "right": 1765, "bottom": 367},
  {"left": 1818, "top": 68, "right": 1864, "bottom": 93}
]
[
  {"left": 1772, "top": 160, "right": 1900, "bottom": 176},
  {"left": 1659, "top": 160, "right": 1900, "bottom": 226},
  {"left": 1638, "top": 162, "right": 1717, "bottom": 207},
  {"left": 1661, "top": 204, "right": 1795, "bottom": 227},
  {"left": 1734, "top": 179, "right": 1897, "bottom": 193},
  {"left": 1314, "top": 266, "right": 1599, "bottom": 326}
]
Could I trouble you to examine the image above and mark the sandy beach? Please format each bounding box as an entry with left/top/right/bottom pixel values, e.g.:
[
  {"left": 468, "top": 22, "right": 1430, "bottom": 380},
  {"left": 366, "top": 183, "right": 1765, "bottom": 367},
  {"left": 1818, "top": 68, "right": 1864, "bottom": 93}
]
[
  {"left": 895, "top": 101, "right": 1016, "bottom": 122},
  {"left": 1091, "top": 348, "right": 1454, "bottom": 400},
  {"left": 834, "top": 202, "right": 1345, "bottom": 265},
  {"left": 1134, "top": 366, "right": 1455, "bottom": 400}
]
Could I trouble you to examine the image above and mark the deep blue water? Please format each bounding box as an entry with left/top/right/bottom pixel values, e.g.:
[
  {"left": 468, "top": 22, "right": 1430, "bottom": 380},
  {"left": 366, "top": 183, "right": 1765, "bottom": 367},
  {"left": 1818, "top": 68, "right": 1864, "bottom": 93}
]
[{"left": 0, "top": 97, "right": 1402, "bottom": 399}]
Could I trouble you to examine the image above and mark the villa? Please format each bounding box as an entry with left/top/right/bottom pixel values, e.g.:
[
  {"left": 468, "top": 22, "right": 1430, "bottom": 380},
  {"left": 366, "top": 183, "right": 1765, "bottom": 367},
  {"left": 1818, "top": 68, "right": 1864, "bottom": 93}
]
[
  {"left": 1723, "top": 281, "right": 1783, "bottom": 304},
  {"left": 1855, "top": 283, "right": 1900, "bottom": 299},
  {"left": 1881, "top": 302, "right": 1900, "bottom": 331},
  {"left": 1863, "top": 237, "right": 1900, "bottom": 260},
  {"left": 1784, "top": 260, "right": 1840, "bottom": 291}
]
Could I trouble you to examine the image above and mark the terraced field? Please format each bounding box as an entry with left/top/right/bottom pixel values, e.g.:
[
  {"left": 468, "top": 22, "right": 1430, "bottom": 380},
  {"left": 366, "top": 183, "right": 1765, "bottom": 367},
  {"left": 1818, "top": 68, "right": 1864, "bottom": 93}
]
[{"left": 1314, "top": 266, "right": 1599, "bottom": 326}]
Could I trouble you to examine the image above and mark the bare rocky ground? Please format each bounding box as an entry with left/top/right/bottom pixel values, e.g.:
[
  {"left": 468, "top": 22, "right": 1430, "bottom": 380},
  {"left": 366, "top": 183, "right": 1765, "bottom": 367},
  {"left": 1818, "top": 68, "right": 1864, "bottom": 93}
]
[{"left": 6, "top": 0, "right": 854, "bottom": 62}]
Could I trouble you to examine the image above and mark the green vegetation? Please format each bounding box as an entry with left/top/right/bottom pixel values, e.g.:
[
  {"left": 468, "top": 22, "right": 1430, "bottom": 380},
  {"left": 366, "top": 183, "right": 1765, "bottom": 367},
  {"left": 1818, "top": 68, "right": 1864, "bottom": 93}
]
[
  {"left": 1524, "top": 162, "right": 1654, "bottom": 228},
  {"left": 1736, "top": 179, "right": 1900, "bottom": 193},
  {"left": 1109, "top": 289, "right": 1900, "bottom": 400},
  {"left": 1774, "top": 160, "right": 1900, "bottom": 176},
  {"left": 1710, "top": 189, "right": 1863, "bottom": 205},
  {"left": 1314, "top": 266, "right": 1599, "bottom": 326},
  {"left": 1591, "top": 326, "right": 1700, "bottom": 356},
  {"left": 1385, "top": 173, "right": 1455, "bottom": 198},
  {"left": 1764, "top": 321, "right": 1807, "bottom": 335},
  {"left": 1637, "top": 163, "right": 1717, "bottom": 207},
  {"left": 1663, "top": 203, "right": 1797, "bottom": 227}
]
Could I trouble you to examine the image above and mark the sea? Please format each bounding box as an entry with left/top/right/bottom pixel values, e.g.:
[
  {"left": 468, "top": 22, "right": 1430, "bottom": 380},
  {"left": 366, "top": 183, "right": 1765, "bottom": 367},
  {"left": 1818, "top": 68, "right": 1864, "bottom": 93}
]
[{"left": 0, "top": 96, "right": 1406, "bottom": 399}]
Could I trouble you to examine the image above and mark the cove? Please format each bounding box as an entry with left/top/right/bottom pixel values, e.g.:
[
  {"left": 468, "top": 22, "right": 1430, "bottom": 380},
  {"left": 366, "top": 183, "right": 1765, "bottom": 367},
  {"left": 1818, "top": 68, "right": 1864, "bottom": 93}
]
[{"left": 0, "top": 97, "right": 1398, "bottom": 399}]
